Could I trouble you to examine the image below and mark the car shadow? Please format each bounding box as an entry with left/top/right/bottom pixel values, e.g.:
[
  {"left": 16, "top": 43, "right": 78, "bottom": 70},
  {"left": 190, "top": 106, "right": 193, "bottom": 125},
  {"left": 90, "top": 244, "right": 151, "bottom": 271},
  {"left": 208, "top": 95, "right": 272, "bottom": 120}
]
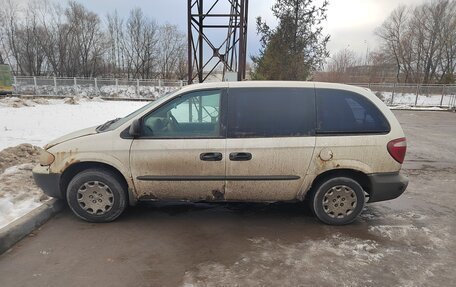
[{"left": 112, "top": 200, "right": 385, "bottom": 243}]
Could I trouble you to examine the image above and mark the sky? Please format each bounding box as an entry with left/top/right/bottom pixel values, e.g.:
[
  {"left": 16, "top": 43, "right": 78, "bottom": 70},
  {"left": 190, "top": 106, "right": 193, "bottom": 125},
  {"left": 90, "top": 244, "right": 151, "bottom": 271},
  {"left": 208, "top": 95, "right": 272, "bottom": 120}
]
[{"left": 73, "top": 0, "right": 427, "bottom": 59}]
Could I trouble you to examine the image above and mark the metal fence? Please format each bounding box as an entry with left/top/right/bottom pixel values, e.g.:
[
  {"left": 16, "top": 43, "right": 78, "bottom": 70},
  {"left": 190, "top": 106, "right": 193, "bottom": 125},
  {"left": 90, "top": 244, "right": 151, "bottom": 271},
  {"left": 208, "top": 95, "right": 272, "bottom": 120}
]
[
  {"left": 13, "top": 76, "right": 186, "bottom": 99},
  {"left": 348, "top": 83, "right": 456, "bottom": 108},
  {"left": 10, "top": 76, "right": 456, "bottom": 108}
]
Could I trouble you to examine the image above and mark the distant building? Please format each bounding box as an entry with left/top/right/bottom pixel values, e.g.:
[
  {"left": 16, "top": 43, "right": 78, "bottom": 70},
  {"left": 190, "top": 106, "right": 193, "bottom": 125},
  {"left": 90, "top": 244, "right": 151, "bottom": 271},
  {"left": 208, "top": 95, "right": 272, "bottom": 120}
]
[{"left": 313, "top": 64, "right": 398, "bottom": 83}]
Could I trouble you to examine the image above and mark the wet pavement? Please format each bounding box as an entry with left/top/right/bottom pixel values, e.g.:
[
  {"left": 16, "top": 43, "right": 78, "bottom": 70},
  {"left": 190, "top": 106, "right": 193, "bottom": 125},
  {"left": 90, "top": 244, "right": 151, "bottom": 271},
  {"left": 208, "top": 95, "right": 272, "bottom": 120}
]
[{"left": 0, "top": 110, "right": 455, "bottom": 287}]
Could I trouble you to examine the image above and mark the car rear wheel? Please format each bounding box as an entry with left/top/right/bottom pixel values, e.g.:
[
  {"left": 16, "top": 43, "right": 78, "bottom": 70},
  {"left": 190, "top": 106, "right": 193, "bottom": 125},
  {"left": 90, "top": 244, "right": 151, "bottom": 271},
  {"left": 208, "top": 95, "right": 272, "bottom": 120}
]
[
  {"left": 310, "top": 177, "right": 365, "bottom": 225},
  {"left": 66, "top": 169, "right": 127, "bottom": 222}
]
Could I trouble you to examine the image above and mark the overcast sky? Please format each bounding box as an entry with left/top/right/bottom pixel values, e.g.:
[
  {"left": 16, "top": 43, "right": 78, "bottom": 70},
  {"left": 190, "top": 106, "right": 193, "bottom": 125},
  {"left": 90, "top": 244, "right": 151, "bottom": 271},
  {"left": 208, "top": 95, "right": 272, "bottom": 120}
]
[{"left": 75, "top": 0, "right": 427, "bottom": 59}]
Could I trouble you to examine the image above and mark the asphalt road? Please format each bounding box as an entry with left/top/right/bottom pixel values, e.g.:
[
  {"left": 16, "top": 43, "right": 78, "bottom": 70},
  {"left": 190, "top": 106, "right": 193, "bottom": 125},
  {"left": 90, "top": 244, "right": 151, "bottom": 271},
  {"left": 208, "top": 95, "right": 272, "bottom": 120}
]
[{"left": 1, "top": 110, "right": 455, "bottom": 287}]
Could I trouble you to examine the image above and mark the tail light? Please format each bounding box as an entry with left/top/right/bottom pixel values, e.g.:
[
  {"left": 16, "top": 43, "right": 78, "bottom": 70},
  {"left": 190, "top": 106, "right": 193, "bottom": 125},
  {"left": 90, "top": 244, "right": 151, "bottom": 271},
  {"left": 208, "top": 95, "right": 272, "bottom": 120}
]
[{"left": 387, "top": 137, "right": 407, "bottom": 164}]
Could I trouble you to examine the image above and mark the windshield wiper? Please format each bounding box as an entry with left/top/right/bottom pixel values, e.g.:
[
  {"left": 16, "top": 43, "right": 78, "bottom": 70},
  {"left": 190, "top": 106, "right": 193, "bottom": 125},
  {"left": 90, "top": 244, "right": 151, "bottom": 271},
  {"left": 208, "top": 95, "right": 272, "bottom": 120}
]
[{"left": 97, "top": 117, "right": 121, "bottom": 131}]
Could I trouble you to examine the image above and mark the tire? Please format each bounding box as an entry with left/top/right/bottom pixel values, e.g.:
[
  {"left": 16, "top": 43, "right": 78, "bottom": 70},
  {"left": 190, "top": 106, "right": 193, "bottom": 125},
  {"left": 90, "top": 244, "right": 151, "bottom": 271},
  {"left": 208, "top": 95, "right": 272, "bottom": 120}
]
[
  {"left": 309, "top": 177, "right": 365, "bottom": 225},
  {"left": 66, "top": 169, "right": 127, "bottom": 223}
]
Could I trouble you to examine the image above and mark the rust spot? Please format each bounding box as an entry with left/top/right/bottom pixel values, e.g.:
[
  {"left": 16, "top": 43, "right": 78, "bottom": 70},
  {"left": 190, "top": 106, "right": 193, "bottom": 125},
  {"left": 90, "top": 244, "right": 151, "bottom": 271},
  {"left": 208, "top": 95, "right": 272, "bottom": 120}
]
[
  {"left": 211, "top": 189, "right": 225, "bottom": 200},
  {"left": 52, "top": 148, "right": 82, "bottom": 173},
  {"left": 60, "top": 158, "right": 80, "bottom": 173}
]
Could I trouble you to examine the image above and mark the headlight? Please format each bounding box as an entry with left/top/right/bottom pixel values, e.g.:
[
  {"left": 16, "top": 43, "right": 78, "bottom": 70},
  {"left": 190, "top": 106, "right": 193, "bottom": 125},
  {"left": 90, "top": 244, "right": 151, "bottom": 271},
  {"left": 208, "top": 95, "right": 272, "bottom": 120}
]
[{"left": 39, "top": 150, "right": 55, "bottom": 166}]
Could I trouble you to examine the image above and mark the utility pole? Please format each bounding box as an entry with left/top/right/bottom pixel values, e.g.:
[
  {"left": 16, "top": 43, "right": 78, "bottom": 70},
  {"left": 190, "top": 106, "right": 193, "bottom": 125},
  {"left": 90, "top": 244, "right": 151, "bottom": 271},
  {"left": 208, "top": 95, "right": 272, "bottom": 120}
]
[{"left": 187, "top": 0, "right": 248, "bottom": 84}]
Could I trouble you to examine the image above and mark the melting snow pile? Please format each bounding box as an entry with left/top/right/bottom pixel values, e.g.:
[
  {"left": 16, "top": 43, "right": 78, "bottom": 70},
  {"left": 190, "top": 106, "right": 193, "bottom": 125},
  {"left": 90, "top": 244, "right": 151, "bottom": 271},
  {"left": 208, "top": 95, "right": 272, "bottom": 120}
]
[
  {"left": 0, "top": 144, "right": 43, "bottom": 229},
  {"left": 0, "top": 99, "right": 147, "bottom": 228}
]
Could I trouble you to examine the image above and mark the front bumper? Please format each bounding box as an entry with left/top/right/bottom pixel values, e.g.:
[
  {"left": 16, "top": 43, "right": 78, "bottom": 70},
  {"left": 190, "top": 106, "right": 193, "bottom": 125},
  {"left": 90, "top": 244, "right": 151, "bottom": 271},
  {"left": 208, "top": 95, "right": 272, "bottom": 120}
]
[
  {"left": 367, "top": 172, "right": 409, "bottom": 203},
  {"left": 32, "top": 164, "right": 62, "bottom": 199}
]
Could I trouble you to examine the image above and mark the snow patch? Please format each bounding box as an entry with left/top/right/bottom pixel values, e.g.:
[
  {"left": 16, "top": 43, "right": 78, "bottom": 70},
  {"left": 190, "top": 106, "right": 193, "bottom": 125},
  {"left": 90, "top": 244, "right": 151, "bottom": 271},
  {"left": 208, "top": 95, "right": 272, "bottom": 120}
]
[
  {"left": 182, "top": 209, "right": 452, "bottom": 287},
  {"left": 0, "top": 162, "right": 48, "bottom": 229},
  {"left": 0, "top": 98, "right": 146, "bottom": 150},
  {"left": 3, "top": 165, "right": 21, "bottom": 175},
  {"left": 0, "top": 194, "right": 43, "bottom": 229},
  {"left": 378, "top": 92, "right": 455, "bottom": 107},
  {"left": 182, "top": 235, "right": 390, "bottom": 287},
  {"left": 368, "top": 224, "right": 447, "bottom": 249},
  {"left": 15, "top": 83, "right": 179, "bottom": 99}
]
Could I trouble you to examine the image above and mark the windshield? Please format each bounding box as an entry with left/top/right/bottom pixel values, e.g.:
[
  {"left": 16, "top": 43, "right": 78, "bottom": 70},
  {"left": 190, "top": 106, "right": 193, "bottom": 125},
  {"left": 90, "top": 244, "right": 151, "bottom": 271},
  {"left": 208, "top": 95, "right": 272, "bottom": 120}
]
[{"left": 99, "top": 91, "right": 179, "bottom": 132}]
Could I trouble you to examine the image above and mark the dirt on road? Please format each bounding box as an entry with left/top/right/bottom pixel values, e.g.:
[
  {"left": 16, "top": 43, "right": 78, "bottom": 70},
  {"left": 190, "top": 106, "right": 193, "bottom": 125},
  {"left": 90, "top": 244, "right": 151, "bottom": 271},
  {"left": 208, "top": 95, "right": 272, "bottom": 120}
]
[{"left": 0, "top": 110, "right": 455, "bottom": 287}]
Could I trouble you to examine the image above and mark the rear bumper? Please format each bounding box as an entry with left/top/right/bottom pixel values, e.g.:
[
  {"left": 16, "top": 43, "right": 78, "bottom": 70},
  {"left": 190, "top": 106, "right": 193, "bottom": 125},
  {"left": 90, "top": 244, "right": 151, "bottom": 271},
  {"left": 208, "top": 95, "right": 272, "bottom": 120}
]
[
  {"left": 32, "top": 164, "right": 62, "bottom": 199},
  {"left": 367, "top": 172, "right": 408, "bottom": 203}
]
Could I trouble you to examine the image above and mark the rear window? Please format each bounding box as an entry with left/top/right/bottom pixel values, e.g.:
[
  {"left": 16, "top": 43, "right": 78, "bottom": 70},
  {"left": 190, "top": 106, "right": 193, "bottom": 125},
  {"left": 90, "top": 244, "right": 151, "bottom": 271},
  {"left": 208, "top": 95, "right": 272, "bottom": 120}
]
[
  {"left": 227, "top": 87, "right": 316, "bottom": 138},
  {"left": 316, "top": 88, "right": 390, "bottom": 134}
]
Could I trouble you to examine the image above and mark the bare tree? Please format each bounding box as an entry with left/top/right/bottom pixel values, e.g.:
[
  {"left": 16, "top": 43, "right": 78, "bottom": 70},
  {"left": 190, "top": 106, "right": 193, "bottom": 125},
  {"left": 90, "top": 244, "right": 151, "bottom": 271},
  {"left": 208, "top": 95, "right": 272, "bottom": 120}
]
[
  {"left": 33, "top": 0, "right": 71, "bottom": 77},
  {"left": 315, "top": 48, "right": 361, "bottom": 82},
  {"left": 0, "top": 0, "right": 22, "bottom": 74},
  {"left": 107, "top": 8, "right": 188, "bottom": 80},
  {"left": 0, "top": 0, "right": 187, "bottom": 79},
  {"left": 438, "top": 1, "right": 456, "bottom": 82},
  {"left": 375, "top": 5, "right": 409, "bottom": 82},
  {"left": 0, "top": 0, "right": 46, "bottom": 75},
  {"left": 20, "top": 2, "right": 48, "bottom": 75},
  {"left": 158, "top": 24, "right": 186, "bottom": 79},
  {"left": 64, "top": 1, "right": 105, "bottom": 77},
  {"left": 174, "top": 49, "right": 188, "bottom": 80},
  {"left": 123, "top": 8, "right": 159, "bottom": 79},
  {"left": 106, "top": 10, "right": 125, "bottom": 77},
  {"left": 376, "top": 0, "right": 456, "bottom": 84},
  {"left": 328, "top": 48, "right": 359, "bottom": 71},
  {"left": 0, "top": 11, "right": 5, "bottom": 64}
]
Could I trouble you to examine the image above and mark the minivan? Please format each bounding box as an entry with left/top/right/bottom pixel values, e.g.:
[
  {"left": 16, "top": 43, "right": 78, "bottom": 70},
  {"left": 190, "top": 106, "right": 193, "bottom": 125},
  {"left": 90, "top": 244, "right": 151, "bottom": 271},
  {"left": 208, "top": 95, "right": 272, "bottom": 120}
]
[{"left": 33, "top": 81, "right": 408, "bottom": 225}]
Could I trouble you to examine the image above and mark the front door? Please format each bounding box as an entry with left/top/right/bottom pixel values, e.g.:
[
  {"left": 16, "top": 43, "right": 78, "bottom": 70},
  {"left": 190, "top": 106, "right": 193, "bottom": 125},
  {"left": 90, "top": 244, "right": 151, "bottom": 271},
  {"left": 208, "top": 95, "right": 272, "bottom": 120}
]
[
  {"left": 225, "top": 87, "right": 316, "bottom": 201},
  {"left": 130, "top": 89, "right": 226, "bottom": 201}
]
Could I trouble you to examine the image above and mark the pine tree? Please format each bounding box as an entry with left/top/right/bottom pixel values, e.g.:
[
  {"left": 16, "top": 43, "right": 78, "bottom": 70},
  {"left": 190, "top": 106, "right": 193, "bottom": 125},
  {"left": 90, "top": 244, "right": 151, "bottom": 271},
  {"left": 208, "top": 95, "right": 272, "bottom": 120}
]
[{"left": 252, "top": 0, "right": 330, "bottom": 80}]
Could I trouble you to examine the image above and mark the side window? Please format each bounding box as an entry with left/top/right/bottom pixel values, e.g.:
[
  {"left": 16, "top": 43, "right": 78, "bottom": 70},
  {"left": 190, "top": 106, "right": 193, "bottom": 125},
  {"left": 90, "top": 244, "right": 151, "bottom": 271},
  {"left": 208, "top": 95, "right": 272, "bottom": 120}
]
[
  {"left": 141, "top": 90, "right": 221, "bottom": 138},
  {"left": 316, "top": 89, "right": 390, "bottom": 134},
  {"left": 227, "top": 88, "right": 316, "bottom": 138}
]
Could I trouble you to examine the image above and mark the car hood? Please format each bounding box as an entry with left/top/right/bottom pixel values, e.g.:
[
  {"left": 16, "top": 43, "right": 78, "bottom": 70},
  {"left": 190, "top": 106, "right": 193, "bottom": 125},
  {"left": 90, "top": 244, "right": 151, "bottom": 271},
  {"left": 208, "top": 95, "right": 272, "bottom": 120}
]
[{"left": 44, "top": 126, "right": 98, "bottom": 150}]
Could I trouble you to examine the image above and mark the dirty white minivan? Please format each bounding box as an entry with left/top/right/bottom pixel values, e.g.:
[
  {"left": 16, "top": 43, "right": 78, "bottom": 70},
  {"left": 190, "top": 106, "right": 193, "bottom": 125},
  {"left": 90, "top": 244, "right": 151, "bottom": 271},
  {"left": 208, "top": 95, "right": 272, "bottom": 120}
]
[{"left": 33, "top": 81, "right": 408, "bottom": 225}]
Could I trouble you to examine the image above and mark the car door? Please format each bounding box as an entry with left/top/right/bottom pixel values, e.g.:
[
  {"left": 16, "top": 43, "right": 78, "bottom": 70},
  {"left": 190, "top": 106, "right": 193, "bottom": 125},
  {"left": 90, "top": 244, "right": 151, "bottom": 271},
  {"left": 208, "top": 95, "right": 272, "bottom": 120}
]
[
  {"left": 130, "top": 89, "right": 226, "bottom": 201},
  {"left": 225, "top": 86, "right": 316, "bottom": 201}
]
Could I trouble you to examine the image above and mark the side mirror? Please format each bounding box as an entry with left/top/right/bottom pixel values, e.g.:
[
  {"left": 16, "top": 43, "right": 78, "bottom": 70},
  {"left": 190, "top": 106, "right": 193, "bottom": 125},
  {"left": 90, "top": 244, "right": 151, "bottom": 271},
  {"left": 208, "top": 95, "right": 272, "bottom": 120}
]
[{"left": 129, "top": 119, "right": 141, "bottom": 138}]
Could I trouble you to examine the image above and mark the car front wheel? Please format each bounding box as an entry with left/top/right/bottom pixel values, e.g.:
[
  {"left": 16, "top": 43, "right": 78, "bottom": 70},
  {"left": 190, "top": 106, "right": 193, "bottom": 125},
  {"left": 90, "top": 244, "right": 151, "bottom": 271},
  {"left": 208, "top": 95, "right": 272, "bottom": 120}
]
[{"left": 66, "top": 169, "right": 127, "bottom": 222}]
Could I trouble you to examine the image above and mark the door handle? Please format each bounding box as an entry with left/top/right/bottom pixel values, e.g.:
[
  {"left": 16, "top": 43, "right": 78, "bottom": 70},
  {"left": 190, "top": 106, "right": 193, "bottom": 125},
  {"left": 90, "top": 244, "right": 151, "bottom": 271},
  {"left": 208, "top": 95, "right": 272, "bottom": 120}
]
[
  {"left": 229, "top": 152, "right": 252, "bottom": 161},
  {"left": 200, "top": 152, "right": 223, "bottom": 161}
]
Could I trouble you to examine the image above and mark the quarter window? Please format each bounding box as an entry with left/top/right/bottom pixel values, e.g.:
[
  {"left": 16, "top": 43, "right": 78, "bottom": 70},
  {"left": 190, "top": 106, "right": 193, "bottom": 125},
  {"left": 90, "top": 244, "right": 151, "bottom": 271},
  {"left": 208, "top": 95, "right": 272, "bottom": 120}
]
[
  {"left": 316, "top": 89, "right": 390, "bottom": 134},
  {"left": 227, "top": 88, "right": 316, "bottom": 138},
  {"left": 141, "top": 90, "right": 221, "bottom": 138}
]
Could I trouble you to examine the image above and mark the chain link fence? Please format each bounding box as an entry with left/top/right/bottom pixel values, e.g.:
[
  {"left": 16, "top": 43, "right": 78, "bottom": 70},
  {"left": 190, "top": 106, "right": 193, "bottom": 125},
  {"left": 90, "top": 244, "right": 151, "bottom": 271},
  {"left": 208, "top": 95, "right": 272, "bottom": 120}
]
[
  {"left": 349, "top": 83, "right": 456, "bottom": 108},
  {"left": 10, "top": 76, "right": 456, "bottom": 108},
  {"left": 13, "top": 76, "right": 186, "bottom": 100}
]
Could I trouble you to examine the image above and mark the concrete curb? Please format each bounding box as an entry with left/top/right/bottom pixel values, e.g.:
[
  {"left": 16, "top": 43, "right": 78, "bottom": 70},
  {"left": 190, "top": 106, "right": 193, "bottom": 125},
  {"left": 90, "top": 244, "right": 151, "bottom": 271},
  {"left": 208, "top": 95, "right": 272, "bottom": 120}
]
[{"left": 0, "top": 199, "right": 64, "bottom": 254}]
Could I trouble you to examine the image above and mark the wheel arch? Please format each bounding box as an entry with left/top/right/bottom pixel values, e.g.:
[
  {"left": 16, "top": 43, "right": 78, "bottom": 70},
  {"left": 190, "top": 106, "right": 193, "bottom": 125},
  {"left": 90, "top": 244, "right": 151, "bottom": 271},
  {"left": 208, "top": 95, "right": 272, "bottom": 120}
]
[
  {"left": 60, "top": 161, "right": 135, "bottom": 205},
  {"left": 302, "top": 168, "right": 371, "bottom": 200}
]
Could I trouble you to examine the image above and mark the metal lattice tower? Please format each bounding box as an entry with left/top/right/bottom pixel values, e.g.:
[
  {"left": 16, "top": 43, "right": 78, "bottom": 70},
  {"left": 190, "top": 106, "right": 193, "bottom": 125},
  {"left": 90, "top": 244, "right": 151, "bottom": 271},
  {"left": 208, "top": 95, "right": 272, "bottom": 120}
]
[{"left": 187, "top": 0, "right": 248, "bottom": 84}]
